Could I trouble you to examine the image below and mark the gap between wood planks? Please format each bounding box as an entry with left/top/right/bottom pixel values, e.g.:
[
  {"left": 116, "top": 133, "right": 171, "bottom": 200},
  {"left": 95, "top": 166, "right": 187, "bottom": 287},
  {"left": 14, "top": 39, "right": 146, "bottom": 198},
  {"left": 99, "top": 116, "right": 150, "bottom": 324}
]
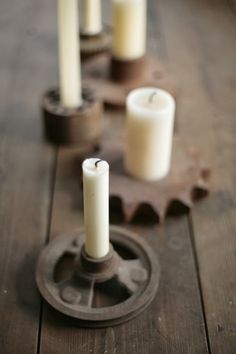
[
  {"left": 188, "top": 214, "right": 211, "bottom": 354},
  {"left": 36, "top": 148, "right": 58, "bottom": 354}
]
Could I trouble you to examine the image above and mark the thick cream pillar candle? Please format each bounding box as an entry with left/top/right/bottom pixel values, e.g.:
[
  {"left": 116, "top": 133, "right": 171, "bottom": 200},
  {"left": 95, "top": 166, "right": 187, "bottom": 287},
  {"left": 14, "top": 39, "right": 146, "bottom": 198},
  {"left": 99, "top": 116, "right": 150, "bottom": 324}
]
[
  {"left": 83, "top": 158, "right": 110, "bottom": 258},
  {"left": 80, "top": 0, "right": 102, "bottom": 35},
  {"left": 58, "top": 0, "right": 82, "bottom": 108},
  {"left": 112, "top": 0, "right": 146, "bottom": 60},
  {"left": 125, "top": 87, "right": 175, "bottom": 181}
]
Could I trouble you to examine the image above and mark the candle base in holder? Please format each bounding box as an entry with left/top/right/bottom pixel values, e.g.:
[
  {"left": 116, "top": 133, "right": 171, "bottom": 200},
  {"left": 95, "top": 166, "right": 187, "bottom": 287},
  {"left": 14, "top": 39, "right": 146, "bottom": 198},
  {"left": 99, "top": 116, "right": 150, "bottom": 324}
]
[
  {"left": 83, "top": 53, "right": 177, "bottom": 109},
  {"left": 110, "top": 56, "right": 147, "bottom": 82},
  {"left": 36, "top": 226, "right": 160, "bottom": 327},
  {"left": 89, "top": 138, "right": 210, "bottom": 223},
  {"left": 80, "top": 26, "right": 111, "bottom": 60},
  {"left": 42, "top": 87, "right": 103, "bottom": 146}
]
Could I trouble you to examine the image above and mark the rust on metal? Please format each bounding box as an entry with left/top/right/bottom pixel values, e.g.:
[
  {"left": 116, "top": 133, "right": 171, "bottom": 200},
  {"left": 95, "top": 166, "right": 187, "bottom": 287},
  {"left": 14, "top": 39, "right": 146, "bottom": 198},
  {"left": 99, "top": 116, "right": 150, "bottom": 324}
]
[
  {"left": 90, "top": 138, "right": 210, "bottom": 223},
  {"left": 36, "top": 226, "right": 160, "bottom": 327},
  {"left": 83, "top": 53, "right": 177, "bottom": 109},
  {"left": 42, "top": 87, "right": 103, "bottom": 146}
]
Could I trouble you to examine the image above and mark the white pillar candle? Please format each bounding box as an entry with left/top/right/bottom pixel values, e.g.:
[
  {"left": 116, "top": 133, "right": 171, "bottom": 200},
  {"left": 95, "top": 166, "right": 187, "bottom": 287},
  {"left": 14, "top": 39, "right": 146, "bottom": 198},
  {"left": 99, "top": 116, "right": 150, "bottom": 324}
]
[
  {"left": 80, "top": 0, "right": 102, "bottom": 35},
  {"left": 58, "top": 0, "right": 82, "bottom": 108},
  {"left": 112, "top": 0, "right": 146, "bottom": 60},
  {"left": 125, "top": 87, "right": 175, "bottom": 181},
  {"left": 83, "top": 158, "right": 110, "bottom": 258}
]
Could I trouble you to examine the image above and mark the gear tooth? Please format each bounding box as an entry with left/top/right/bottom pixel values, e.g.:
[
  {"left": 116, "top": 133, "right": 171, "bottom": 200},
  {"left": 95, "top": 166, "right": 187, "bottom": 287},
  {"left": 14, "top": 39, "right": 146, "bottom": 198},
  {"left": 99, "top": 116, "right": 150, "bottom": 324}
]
[
  {"left": 151, "top": 201, "right": 165, "bottom": 224},
  {"left": 159, "top": 208, "right": 166, "bottom": 224},
  {"left": 197, "top": 178, "right": 209, "bottom": 191},
  {"left": 123, "top": 203, "right": 138, "bottom": 223},
  {"left": 180, "top": 192, "right": 194, "bottom": 207}
]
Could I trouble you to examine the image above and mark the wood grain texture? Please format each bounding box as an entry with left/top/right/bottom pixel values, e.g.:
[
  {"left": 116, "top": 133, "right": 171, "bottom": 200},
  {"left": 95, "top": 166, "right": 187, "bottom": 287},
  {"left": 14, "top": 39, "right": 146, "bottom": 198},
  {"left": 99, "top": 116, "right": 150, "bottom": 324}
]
[
  {"left": 0, "top": 0, "right": 56, "bottom": 353},
  {"left": 0, "top": 0, "right": 235, "bottom": 353},
  {"left": 157, "top": 0, "right": 236, "bottom": 352}
]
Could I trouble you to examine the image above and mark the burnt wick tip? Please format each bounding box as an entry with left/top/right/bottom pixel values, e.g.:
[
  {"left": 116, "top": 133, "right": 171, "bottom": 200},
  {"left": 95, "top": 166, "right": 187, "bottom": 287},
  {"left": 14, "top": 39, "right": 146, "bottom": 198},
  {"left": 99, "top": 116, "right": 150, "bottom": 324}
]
[{"left": 95, "top": 159, "right": 103, "bottom": 167}]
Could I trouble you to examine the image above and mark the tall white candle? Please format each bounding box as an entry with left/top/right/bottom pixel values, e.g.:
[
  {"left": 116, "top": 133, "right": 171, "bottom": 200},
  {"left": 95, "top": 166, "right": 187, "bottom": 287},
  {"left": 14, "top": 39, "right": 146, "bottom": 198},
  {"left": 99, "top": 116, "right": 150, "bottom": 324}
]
[
  {"left": 112, "top": 0, "right": 146, "bottom": 60},
  {"left": 58, "top": 0, "right": 82, "bottom": 108},
  {"left": 125, "top": 87, "right": 175, "bottom": 181},
  {"left": 83, "top": 158, "right": 110, "bottom": 258},
  {"left": 80, "top": 0, "right": 102, "bottom": 35}
]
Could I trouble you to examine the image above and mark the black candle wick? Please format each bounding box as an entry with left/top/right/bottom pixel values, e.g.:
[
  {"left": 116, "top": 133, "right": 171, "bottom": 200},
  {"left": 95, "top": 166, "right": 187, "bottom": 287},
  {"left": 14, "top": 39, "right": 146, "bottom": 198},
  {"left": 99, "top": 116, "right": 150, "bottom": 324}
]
[
  {"left": 149, "top": 91, "right": 157, "bottom": 103},
  {"left": 95, "top": 159, "right": 103, "bottom": 167}
]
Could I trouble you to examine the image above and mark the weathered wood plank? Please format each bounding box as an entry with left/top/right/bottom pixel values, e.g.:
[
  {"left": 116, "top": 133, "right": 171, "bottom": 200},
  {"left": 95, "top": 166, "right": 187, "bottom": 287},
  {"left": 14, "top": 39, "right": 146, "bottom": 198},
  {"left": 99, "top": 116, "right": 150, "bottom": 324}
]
[
  {"left": 0, "top": 0, "right": 56, "bottom": 353},
  {"left": 158, "top": 0, "right": 236, "bottom": 352}
]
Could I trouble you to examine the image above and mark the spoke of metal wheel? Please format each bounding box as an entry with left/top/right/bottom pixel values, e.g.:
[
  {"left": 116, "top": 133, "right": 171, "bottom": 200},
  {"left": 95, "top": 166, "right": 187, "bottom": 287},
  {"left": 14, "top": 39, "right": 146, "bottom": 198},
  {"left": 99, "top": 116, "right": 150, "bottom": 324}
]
[{"left": 116, "top": 259, "right": 147, "bottom": 295}]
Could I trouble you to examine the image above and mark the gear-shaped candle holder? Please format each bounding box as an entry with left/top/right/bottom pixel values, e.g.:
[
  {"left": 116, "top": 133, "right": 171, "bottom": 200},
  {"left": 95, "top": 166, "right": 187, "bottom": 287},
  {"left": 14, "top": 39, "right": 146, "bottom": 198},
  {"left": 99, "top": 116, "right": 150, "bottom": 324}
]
[
  {"left": 89, "top": 138, "right": 210, "bottom": 223},
  {"left": 41, "top": 87, "right": 103, "bottom": 147},
  {"left": 36, "top": 226, "right": 160, "bottom": 327},
  {"left": 80, "top": 26, "right": 112, "bottom": 60},
  {"left": 83, "top": 53, "right": 177, "bottom": 109}
]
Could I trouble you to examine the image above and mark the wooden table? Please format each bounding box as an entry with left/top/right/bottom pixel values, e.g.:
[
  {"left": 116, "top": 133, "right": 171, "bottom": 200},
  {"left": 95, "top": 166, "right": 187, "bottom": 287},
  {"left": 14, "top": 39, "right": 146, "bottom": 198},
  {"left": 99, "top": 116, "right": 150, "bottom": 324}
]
[{"left": 0, "top": 0, "right": 236, "bottom": 353}]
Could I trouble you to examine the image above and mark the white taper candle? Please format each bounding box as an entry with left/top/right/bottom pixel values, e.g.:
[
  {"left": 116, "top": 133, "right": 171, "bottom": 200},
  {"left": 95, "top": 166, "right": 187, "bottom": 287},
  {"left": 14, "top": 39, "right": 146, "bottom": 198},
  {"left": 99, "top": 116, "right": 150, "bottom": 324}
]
[
  {"left": 58, "top": 0, "right": 82, "bottom": 108},
  {"left": 83, "top": 158, "right": 110, "bottom": 258},
  {"left": 80, "top": 0, "right": 102, "bottom": 35}
]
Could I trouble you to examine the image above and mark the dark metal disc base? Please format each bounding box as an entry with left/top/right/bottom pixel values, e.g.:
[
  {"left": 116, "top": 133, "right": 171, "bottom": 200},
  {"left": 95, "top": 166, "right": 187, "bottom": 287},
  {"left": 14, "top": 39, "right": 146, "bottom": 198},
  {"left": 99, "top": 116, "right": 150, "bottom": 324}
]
[{"left": 36, "top": 226, "right": 160, "bottom": 327}]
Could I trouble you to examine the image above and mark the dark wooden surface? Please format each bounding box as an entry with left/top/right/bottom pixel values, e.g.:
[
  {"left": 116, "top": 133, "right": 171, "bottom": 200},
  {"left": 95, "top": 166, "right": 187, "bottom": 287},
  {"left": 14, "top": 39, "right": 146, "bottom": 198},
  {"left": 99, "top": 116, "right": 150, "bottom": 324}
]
[{"left": 0, "top": 0, "right": 235, "bottom": 353}]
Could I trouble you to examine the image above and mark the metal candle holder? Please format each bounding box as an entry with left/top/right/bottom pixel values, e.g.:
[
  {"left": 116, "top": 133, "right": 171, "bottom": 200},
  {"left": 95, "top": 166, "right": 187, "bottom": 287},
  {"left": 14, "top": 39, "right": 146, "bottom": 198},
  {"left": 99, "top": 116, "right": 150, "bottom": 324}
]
[
  {"left": 36, "top": 225, "right": 160, "bottom": 327},
  {"left": 42, "top": 87, "right": 103, "bottom": 146},
  {"left": 110, "top": 56, "right": 147, "bottom": 82},
  {"left": 83, "top": 53, "right": 177, "bottom": 109},
  {"left": 80, "top": 26, "right": 111, "bottom": 60},
  {"left": 89, "top": 139, "right": 210, "bottom": 223}
]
